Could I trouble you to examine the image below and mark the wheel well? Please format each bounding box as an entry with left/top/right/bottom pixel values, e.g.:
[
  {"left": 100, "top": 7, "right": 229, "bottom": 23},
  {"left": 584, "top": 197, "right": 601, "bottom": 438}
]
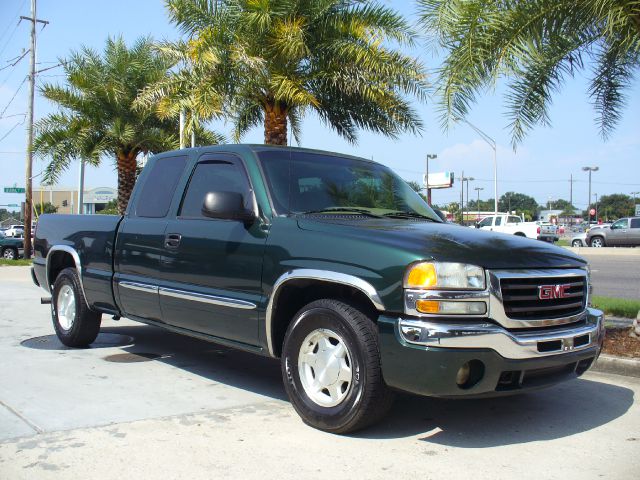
[
  {"left": 270, "top": 280, "right": 379, "bottom": 358},
  {"left": 514, "top": 232, "right": 526, "bottom": 237},
  {"left": 47, "top": 251, "right": 76, "bottom": 288}
]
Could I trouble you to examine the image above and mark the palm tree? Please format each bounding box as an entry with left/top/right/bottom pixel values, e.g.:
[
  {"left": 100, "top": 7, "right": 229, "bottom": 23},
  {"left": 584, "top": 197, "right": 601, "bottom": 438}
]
[
  {"left": 143, "top": 0, "right": 428, "bottom": 145},
  {"left": 34, "top": 37, "right": 223, "bottom": 214},
  {"left": 418, "top": 0, "right": 640, "bottom": 147}
]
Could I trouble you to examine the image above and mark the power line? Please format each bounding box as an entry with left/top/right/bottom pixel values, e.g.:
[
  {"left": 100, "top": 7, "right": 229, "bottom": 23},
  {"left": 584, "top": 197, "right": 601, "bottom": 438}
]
[
  {"left": 0, "top": 75, "right": 27, "bottom": 118},
  {"left": 0, "top": 118, "right": 25, "bottom": 143},
  {"left": 0, "top": 48, "right": 29, "bottom": 72},
  {"left": 0, "top": 0, "right": 27, "bottom": 45}
]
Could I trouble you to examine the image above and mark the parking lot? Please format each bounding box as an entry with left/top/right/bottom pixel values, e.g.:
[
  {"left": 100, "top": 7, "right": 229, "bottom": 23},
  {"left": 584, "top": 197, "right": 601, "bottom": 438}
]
[{"left": 1, "top": 265, "right": 639, "bottom": 479}]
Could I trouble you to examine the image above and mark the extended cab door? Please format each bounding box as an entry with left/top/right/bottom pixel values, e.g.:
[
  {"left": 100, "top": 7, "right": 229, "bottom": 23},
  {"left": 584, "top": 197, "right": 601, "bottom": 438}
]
[
  {"left": 157, "top": 153, "right": 268, "bottom": 345},
  {"left": 114, "top": 154, "right": 189, "bottom": 321},
  {"left": 628, "top": 218, "right": 640, "bottom": 245}
]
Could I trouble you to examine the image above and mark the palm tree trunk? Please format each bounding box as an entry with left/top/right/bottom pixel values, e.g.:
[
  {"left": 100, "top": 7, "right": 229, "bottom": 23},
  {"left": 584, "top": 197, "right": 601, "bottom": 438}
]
[
  {"left": 264, "top": 102, "right": 288, "bottom": 145},
  {"left": 116, "top": 151, "right": 138, "bottom": 215}
]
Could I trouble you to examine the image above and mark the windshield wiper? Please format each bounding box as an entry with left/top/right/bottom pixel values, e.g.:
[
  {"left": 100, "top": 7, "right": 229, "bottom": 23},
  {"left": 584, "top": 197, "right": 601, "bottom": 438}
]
[
  {"left": 382, "top": 211, "right": 437, "bottom": 221},
  {"left": 300, "top": 207, "right": 383, "bottom": 218}
]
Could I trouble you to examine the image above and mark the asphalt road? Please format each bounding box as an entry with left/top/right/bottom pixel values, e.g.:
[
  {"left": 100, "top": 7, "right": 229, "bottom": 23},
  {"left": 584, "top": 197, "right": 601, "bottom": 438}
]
[
  {"left": 0, "top": 266, "right": 639, "bottom": 479},
  {"left": 581, "top": 253, "right": 640, "bottom": 300}
]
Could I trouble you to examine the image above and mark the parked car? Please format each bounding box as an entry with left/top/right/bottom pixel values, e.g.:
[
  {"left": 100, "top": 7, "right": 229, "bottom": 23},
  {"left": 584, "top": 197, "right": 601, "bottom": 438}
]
[
  {"left": 475, "top": 214, "right": 558, "bottom": 242},
  {"left": 0, "top": 231, "right": 24, "bottom": 259},
  {"left": 4, "top": 224, "right": 24, "bottom": 237},
  {"left": 32, "top": 145, "right": 604, "bottom": 434},
  {"left": 587, "top": 217, "right": 640, "bottom": 247},
  {"left": 570, "top": 233, "right": 588, "bottom": 247}
]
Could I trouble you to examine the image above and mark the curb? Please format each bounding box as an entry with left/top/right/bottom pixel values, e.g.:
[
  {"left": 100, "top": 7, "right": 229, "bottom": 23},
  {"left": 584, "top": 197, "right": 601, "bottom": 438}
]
[
  {"left": 592, "top": 354, "right": 640, "bottom": 378},
  {"left": 563, "top": 246, "right": 640, "bottom": 256}
]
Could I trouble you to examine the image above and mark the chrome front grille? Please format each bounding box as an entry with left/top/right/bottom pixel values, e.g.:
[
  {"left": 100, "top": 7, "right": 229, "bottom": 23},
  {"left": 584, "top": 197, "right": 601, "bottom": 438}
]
[
  {"left": 500, "top": 276, "right": 587, "bottom": 320},
  {"left": 487, "top": 268, "right": 589, "bottom": 329}
]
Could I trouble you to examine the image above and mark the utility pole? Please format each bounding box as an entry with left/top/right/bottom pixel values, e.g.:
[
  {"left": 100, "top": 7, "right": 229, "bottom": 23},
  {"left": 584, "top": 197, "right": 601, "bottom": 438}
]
[
  {"left": 20, "top": 0, "right": 48, "bottom": 259},
  {"left": 569, "top": 174, "right": 573, "bottom": 226}
]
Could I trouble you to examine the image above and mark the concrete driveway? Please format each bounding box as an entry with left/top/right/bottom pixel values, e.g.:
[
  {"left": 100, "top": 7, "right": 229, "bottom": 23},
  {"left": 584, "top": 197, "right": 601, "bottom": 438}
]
[{"left": 1, "top": 266, "right": 639, "bottom": 479}]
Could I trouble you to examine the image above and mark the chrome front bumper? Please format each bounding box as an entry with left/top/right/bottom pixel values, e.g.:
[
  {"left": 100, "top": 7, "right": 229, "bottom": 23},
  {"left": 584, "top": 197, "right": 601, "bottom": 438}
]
[{"left": 398, "top": 307, "right": 604, "bottom": 360}]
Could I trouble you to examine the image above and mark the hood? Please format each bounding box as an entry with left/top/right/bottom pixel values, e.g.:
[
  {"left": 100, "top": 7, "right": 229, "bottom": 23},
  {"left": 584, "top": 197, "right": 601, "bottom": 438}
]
[{"left": 297, "top": 216, "right": 586, "bottom": 269}]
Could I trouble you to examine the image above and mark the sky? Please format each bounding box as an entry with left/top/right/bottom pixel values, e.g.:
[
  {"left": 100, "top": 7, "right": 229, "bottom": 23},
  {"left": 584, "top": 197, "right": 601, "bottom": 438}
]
[{"left": 1, "top": 0, "right": 639, "bottom": 213}]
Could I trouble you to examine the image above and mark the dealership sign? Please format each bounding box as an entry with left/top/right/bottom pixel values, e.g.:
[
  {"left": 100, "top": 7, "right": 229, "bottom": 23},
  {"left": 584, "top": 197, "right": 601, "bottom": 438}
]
[{"left": 423, "top": 172, "right": 454, "bottom": 189}]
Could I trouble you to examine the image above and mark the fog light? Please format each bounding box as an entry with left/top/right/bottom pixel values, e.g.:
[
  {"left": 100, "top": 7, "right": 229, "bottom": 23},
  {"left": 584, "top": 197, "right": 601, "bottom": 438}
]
[
  {"left": 456, "top": 362, "right": 471, "bottom": 386},
  {"left": 415, "top": 300, "right": 486, "bottom": 315}
]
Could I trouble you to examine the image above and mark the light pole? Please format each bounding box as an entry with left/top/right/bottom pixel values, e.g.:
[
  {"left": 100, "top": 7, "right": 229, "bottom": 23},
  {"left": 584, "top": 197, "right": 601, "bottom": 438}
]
[
  {"left": 594, "top": 193, "right": 598, "bottom": 222},
  {"left": 582, "top": 166, "right": 598, "bottom": 223},
  {"left": 461, "top": 176, "right": 474, "bottom": 224},
  {"left": 425, "top": 153, "right": 437, "bottom": 205},
  {"left": 454, "top": 117, "right": 498, "bottom": 215},
  {"left": 475, "top": 187, "right": 484, "bottom": 221}
]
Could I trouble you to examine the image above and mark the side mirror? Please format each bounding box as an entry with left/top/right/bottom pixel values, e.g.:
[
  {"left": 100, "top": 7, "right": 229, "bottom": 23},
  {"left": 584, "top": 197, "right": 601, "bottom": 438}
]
[
  {"left": 201, "top": 192, "right": 256, "bottom": 223},
  {"left": 475, "top": 223, "right": 480, "bottom": 229}
]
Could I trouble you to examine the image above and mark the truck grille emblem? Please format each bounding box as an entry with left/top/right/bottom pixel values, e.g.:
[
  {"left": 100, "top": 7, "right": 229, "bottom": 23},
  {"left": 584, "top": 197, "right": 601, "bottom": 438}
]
[{"left": 538, "top": 284, "right": 570, "bottom": 300}]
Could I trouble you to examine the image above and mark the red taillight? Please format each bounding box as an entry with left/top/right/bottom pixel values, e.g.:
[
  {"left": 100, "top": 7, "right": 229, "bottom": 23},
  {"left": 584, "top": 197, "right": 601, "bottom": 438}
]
[{"left": 536, "top": 226, "right": 541, "bottom": 234}]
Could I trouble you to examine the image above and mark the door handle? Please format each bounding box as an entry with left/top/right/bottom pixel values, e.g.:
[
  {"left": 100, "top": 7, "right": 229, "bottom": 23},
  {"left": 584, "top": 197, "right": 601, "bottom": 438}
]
[{"left": 164, "top": 233, "right": 182, "bottom": 249}]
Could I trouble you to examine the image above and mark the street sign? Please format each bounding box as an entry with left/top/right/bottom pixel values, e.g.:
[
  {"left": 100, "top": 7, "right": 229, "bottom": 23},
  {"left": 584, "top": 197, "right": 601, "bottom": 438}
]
[
  {"left": 3, "top": 187, "right": 25, "bottom": 193},
  {"left": 636, "top": 204, "right": 640, "bottom": 216}
]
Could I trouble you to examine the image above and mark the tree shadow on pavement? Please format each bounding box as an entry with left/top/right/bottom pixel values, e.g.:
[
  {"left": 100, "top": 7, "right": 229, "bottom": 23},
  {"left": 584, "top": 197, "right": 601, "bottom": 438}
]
[{"left": 101, "top": 324, "right": 634, "bottom": 446}]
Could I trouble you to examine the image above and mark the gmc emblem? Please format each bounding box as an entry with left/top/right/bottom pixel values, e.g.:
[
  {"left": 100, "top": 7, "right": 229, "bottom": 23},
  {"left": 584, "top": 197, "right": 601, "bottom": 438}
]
[{"left": 538, "top": 284, "right": 570, "bottom": 300}]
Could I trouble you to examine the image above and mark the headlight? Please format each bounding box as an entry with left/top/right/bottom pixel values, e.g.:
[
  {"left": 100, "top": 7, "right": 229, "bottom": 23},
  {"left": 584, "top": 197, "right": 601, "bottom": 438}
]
[{"left": 404, "top": 262, "right": 485, "bottom": 290}]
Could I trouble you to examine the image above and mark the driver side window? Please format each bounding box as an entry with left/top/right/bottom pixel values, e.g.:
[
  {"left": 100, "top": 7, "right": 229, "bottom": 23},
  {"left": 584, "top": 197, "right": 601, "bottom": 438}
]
[{"left": 611, "top": 219, "right": 628, "bottom": 229}]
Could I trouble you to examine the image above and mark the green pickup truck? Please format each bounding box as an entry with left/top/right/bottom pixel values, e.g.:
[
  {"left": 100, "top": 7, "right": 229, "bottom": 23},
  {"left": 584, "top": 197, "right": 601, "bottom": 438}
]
[
  {"left": 0, "top": 231, "right": 24, "bottom": 260},
  {"left": 32, "top": 145, "right": 604, "bottom": 433}
]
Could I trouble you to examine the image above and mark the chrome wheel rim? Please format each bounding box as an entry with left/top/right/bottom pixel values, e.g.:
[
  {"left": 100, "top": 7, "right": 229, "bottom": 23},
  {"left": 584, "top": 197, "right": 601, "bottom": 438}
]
[
  {"left": 592, "top": 238, "right": 603, "bottom": 247},
  {"left": 298, "top": 328, "right": 353, "bottom": 407},
  {"left": 572, "top": 241, "right": 581, "bottom": 247},
  {"left": 57, "top": 284, "right": 76, "bottom": 331},
  {"left": 3, "top": 249, "right": 15, "bottom": 259}
]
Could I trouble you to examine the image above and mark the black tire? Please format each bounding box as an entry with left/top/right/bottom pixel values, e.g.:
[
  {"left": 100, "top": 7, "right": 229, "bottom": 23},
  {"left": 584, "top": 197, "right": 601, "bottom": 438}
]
[
  {"left": 2, "top": 247, "right": 18, "bottom": 260},
  {"left": 281, "top": 299, "right": 394, "bottom": 434},
  {"left": 51, "top": 267, "right": 101, "bottom": 347}
]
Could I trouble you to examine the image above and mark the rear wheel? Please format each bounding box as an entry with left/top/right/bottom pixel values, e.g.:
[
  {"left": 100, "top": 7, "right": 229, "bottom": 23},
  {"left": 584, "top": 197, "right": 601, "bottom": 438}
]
[
  {"left": 281, "top": 299, "right": 394, "bottom": 434},
  {"left": 2, "top": 247, "right": 18, "bottom": 260},
  {"left": 590, "top": 236, "right": 605, "bottom": 248},
  {"left": 572, "top": 240, "right": 582, "bottom": 247},
  {"left": 51, "top": 267, "right": 101, "bottom": 347}
]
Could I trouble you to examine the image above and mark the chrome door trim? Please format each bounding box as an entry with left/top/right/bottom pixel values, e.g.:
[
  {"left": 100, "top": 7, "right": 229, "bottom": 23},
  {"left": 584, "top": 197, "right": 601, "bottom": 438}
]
[
  {"left": 119, "top": 281, "right": 159, "bottom": 294},
  {"left": 265, "top": 269, "right": 385, "bottom": 357},
  {"left": 159, "top": 287, "right": 256, "bottom": 310}
]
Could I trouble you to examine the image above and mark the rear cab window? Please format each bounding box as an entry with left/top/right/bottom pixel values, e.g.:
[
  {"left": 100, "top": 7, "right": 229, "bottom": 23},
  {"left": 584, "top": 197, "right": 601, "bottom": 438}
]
[{"left": 135, "top": 156, "right": 188, "bottom": 218}]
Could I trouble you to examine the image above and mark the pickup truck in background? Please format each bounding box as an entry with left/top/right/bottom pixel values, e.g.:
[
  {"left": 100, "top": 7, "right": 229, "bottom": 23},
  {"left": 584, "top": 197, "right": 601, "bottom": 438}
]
[
  {"left": 0, "top": 230, "right": 24, "bottom": 259},
  {"left": 475, "top": 213, "right": 559, "bottom": 242},
  {"left": 32, "top": 145, "right": 604, "bottom": 433}
]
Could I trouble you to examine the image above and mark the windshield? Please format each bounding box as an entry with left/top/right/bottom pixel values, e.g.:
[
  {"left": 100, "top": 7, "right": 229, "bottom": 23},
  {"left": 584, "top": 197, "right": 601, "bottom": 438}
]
[{"left": 258, "top": 150, "right": 441, "bottom": 221}]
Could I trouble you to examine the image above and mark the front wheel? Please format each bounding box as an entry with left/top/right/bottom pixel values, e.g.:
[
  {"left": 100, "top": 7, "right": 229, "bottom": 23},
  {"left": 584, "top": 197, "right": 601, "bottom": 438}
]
[
  {"left": 590, "top": 236, "right": 605, "bottom": 248},
  {"left": 2, "top": 247, "right": 18, "bottom": 260},
  {"left": 51, "top": 267, "right": 101, "bottom": 347},
  {"left": 281, "top": 299, "right": 394, "bottom": 434},
  {"left": 572, "top": 240, "right": 582, "bottom": 247}
]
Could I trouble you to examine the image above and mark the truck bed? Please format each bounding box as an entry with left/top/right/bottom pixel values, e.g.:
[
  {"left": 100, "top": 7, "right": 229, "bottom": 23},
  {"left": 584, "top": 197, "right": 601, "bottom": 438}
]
[{"left": 33, "top": 214, "right": 123, "bottom": 313}]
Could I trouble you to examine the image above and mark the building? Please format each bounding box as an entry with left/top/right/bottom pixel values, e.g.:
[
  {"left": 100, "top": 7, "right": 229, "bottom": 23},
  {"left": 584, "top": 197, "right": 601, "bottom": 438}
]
[{"left": 32, "top": 186, "right": 116, "bottom": 215}]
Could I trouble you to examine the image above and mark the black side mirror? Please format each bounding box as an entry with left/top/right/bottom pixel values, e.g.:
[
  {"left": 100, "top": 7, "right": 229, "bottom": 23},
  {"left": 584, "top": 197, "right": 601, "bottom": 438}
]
[{"left": 201, "top": 192, "right": 256, "bottom": 223}]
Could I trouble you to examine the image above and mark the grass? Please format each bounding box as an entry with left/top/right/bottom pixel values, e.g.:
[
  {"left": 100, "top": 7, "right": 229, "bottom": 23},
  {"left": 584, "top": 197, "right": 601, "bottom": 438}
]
[
  {"left": 556, "top": 239, "right": 570, "bottom": 246},
  {"left": 591, "top": 295, "right": 640, "bottom": 319},
  {"left": 0, "top": 259, "right": 33, "bottom": 266}
]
